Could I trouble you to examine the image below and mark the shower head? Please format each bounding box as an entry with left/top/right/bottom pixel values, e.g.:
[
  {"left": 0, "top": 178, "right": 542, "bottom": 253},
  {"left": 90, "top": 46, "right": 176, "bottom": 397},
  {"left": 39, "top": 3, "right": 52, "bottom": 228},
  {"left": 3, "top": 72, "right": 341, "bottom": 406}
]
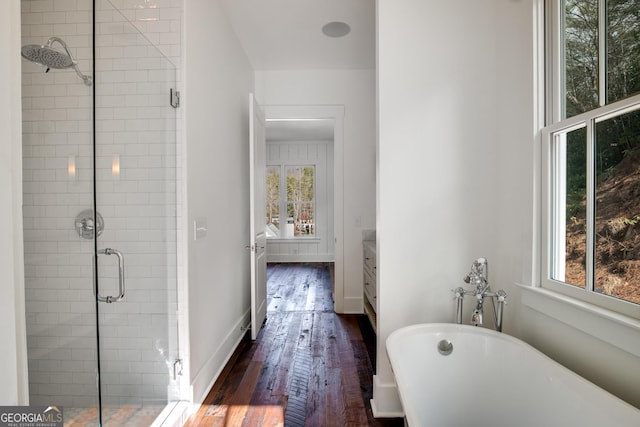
[
  {"left": 21, "top": 37, "right": 92, "bottom": 86},
  {"left": 21, "top": 44, "right": 74, "bottom": 69}
]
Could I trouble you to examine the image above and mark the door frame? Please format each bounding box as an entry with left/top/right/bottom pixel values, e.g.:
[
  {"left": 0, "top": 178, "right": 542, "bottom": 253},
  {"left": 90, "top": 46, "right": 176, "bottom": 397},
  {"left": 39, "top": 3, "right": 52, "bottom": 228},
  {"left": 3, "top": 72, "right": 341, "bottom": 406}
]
[{"left": 262, "top": 105, "right": 345, "bottom": 313}]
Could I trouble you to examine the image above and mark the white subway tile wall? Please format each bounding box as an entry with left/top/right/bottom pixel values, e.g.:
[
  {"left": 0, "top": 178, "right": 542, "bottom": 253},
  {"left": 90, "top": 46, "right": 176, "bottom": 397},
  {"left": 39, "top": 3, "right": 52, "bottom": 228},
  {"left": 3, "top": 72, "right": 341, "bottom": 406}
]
[{"left": 21, "top": 0, "right": 182, "bottom": 411}]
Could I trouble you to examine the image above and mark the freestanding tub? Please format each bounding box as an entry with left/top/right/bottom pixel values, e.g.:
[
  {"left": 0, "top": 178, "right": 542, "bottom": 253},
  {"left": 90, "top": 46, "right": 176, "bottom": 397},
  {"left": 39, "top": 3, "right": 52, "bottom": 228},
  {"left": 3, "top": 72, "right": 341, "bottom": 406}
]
[{"left": 386, "top": 323, "right": 640, "bottom": 427}]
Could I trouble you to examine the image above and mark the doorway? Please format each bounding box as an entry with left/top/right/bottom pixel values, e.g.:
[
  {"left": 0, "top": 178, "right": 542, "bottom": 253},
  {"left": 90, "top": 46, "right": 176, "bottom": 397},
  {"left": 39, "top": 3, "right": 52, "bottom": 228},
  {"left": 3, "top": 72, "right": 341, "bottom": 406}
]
[
  {"left": 265, "top": 121, "right": 334, "bottom": 262},
  {"left": 262, "top": 105, "right": 345, "bottom": 312}
]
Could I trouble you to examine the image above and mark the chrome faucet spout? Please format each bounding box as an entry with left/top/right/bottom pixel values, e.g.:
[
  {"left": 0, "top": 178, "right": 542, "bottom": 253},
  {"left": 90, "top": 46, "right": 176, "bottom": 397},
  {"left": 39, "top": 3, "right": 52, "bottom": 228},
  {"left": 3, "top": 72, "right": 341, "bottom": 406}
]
[
  {"left": 471, "top": 309, "right": 483, "bottom": 326},
  {"left": 471, "top": 295, "right": 484, "bottom": 326}
]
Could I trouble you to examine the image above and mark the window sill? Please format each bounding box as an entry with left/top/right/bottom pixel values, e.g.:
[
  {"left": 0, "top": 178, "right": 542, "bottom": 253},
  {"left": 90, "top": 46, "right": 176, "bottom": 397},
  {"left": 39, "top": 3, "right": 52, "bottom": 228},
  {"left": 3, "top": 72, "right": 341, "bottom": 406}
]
[{"left": 518, "top": 284, "right": 640, "bottom": 357}]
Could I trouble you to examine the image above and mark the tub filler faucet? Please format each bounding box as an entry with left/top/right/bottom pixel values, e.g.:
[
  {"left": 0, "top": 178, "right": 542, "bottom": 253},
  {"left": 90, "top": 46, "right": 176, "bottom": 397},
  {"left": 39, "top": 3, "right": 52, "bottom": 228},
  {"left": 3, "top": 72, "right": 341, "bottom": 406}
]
[
  {"left": 471, "top": 297, "right": 484, "bottom": 326},
  {"left": 453, "top": 257, "right": 507, "bottom": 331}
]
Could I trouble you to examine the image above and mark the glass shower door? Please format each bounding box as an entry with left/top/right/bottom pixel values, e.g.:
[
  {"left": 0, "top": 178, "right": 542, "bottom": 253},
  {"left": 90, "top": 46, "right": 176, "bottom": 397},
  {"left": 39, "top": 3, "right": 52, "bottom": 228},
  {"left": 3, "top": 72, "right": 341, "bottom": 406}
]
[
  {"left": 93, "top": 1, "right": 180, "bottom": 424},
  {"left": 22, "top": 0, "right": 180, "bottom": 423}
]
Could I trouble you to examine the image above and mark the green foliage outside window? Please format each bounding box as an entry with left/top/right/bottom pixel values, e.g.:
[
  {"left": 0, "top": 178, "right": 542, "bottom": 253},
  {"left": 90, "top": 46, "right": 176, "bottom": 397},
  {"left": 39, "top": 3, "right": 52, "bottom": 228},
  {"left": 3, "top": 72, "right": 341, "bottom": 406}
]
[
  {"left": 559, "top": 0, "right": 640, "bottom": 304},
  {"left": 564, "top": 0, "right": 640, "bottom": 205},
  {"left": 266, "top": 165, "right": 315, "bottom": 237}
]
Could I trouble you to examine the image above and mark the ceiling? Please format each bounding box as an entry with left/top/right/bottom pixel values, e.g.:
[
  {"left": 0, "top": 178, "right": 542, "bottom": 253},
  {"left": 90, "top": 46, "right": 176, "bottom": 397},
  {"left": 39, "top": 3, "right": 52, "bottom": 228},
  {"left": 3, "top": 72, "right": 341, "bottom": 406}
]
[
  {"left": 265, "top": 119, "right": 334, "bottom": 142},
  {"left": 220, "top": 0, "right": 374, "bottom": 141},
  {"left": 219, "top": 0, "right": 376, "bottom": 71}
]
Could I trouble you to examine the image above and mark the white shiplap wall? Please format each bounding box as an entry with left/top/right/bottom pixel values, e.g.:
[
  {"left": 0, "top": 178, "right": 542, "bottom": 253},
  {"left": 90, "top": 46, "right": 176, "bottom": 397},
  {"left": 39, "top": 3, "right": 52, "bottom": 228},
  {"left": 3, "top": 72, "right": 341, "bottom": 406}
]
[{"left": 266, "top": 140, "right": 334, "bottom": 263}]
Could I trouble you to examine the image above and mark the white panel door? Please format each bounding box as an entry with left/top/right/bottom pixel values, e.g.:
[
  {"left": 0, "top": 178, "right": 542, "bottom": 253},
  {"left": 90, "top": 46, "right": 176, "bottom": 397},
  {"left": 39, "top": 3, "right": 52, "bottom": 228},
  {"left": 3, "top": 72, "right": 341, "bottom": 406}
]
[{"left": 249, "top": 93, "right": 267, "bottom": 340}]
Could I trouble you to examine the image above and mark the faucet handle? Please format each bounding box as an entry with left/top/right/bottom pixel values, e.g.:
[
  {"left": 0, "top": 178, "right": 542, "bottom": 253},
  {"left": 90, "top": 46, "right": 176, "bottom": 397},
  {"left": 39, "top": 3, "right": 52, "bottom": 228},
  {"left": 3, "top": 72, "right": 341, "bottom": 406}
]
[
  {"left": 452, "top": 287, "right": 466, "bottom": 299},
  {"left": 496, "top": 289, "right": 508, "bottom": 303}
]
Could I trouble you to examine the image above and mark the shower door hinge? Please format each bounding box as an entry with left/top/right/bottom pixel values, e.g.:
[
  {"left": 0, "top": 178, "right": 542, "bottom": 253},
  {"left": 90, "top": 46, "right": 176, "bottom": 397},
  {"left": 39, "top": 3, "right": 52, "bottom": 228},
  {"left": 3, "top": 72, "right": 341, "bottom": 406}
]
[
  {"left": 170, "top": 88, "right": 180, "bottom": 108},
  {"left": 172, "top": 358, "right": 183, "bottom": 380}
]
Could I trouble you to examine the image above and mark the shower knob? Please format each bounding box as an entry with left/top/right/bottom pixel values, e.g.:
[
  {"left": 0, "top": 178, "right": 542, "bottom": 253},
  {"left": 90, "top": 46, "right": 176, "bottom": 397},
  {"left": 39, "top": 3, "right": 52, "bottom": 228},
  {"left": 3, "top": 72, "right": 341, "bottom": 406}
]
[{"left": 75, "top": 209, "right": 104, "bottom": 239}]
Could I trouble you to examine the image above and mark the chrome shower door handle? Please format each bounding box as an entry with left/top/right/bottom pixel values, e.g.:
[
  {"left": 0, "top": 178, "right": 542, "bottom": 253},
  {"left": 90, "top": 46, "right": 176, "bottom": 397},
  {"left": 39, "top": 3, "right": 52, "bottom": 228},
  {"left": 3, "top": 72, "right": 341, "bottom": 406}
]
[{"left": 97, "top": 248, "right": 125, "bottom": 303}]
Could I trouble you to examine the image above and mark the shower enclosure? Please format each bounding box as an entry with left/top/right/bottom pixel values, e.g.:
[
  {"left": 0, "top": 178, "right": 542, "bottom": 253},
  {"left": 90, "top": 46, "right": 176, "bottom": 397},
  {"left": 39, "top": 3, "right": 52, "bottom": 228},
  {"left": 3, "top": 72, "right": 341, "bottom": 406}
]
[{"left": 21, "top": 0, "right": 181, "bottom": 425}]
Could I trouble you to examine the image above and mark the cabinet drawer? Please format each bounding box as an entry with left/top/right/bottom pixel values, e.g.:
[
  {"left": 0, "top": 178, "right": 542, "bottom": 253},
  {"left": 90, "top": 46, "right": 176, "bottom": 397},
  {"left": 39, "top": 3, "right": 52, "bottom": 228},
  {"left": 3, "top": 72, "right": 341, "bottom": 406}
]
[
  {"left": 363, "top": 268, "right": 376, "bottom": 306},
  {"left": 363, "top": 240, "right": 377, "bottom": 329},
  {"left": 363, "top": 243, "right": 376, "bottom": 274}
]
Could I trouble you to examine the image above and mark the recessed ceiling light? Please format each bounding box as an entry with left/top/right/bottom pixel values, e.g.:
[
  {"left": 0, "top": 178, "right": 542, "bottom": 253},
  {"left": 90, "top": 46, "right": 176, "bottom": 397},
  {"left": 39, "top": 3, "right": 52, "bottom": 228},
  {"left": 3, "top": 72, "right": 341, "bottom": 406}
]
[{"left": 322, "top": 21, "right": 351, "bottom": 38}]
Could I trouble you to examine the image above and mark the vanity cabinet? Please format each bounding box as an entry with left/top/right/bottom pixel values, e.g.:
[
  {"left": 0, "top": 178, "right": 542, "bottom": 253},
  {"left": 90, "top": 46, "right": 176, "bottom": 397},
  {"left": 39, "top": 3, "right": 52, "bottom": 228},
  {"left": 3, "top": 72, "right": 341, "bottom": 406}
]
[{"left": 363, "top": 240, "right": 377, "bottom": 333}]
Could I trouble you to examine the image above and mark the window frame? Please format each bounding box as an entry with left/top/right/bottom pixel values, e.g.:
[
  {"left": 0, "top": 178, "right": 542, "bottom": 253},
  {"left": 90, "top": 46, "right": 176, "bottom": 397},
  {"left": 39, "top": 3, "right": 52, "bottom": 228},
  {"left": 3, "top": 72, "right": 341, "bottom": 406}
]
[
  {"left": 541, "top": 95, "right": 640, "bottom": 318},
  {"left": 266, "top": 163, "right": 317, "bottom": 240},
  {"left": 541, "top": 0, "right": 640, "bottom": 319}
]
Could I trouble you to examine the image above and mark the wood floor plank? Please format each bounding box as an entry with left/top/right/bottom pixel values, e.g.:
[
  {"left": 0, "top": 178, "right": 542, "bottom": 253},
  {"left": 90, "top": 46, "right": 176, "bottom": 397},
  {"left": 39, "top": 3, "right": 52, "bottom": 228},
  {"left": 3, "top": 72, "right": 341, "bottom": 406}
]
[
  {"left": 324, "top": 313, "right": 341, "bottom": 370},
  {"left": 262, "top": 404, "right": 286, "bottom": 427},
  {"left": 239, "top": 406, "right": 267, "bottom": 427},
  {"left": 345, "top": 407, "right": 371, "bottom": 426},
  {"left": 334, "top": 316, "right": 365, "bottom": 411},
  {"left": 343, "top": 314, "right": 364, "bottom": 341},
  {"left": 185, "top": 263, "right": 404, "bottom": 427},
  {"left": 304, "top": 277, "right": 317, "bottom": 311},
  {"left": 251, "top": 314, "right": 277, "bottom": 363},
  {"left": 257, "top": 313, "right": 301, "bottom": 405},
  {"left": 306, "top": 340, "right": 326, "bottom": 426},
  {"left": 224, "top": 361, "right": 265, "bottom": 426},
  {"left": 310, "top": 309, "right": 325, "bottom": 358},
  {"left": 325, "top": 367, "right": 347, "bottom": 426}
]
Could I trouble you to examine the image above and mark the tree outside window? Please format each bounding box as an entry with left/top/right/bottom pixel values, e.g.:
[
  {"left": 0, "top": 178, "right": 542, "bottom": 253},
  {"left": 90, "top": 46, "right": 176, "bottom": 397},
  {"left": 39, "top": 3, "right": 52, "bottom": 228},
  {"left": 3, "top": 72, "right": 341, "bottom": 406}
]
[
  {"left": 546, "top": 0, "right": 640, "bottom": 308},
  {"left": 266, "top": 166, "right": 280, "bottom": 237},
  {"left": 286, "top": 166, "right": 315, "bottom": 237},
  {"left": 266, "top": 165, "right": 315, "bottom": 238}
]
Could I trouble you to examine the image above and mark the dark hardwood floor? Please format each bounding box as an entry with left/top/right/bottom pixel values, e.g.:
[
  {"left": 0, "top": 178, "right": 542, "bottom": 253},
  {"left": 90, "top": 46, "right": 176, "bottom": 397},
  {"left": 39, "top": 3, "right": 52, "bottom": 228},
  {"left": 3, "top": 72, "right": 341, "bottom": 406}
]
[{"left": 185, "top": 263, "right": 404, "bottom": 427}]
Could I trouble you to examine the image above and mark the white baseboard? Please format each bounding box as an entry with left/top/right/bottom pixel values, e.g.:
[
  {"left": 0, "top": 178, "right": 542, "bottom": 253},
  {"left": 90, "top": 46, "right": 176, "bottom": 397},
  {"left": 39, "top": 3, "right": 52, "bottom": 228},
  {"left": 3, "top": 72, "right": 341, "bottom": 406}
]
[
  {"left": 266, "top": 254, "right": 334, "bottom": 263},
  {"left": 189, "top": 309, "right": 251, "bottom": 406},
  {"left": 371, "top": 374, "right": 404, "bottom": 418}
]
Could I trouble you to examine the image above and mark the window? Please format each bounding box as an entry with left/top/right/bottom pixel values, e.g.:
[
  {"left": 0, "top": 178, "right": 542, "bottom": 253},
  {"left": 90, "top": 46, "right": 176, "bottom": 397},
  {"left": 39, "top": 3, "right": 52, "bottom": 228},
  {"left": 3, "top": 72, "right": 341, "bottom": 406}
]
[
  {"left": 266, "top": 165, "right": 280, "bottom": 236},
  {"left": 266, "top": 165, "right": 315, "bottom": 238},
  {"left": 542, "top": 0, "right": 640, "bottom": 316}
]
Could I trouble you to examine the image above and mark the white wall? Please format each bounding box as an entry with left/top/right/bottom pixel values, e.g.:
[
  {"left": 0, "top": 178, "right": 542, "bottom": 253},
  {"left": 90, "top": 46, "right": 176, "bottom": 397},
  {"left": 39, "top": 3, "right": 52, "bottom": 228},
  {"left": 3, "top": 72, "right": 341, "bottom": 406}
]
[
  {"left": 0, "top": 0, "right": 28, "bottom": 406},
  {"left": 376, "top": 0, "right": 640, "bottom": 415},
  {"left": 255, "top": 69, "right": 376, "bottom": 313},
  {"left": 376, "top": 0, "right": 501, "bottom": 414},
  {"left": 184, "top": 0, "right": 254, "bottom": 405}
]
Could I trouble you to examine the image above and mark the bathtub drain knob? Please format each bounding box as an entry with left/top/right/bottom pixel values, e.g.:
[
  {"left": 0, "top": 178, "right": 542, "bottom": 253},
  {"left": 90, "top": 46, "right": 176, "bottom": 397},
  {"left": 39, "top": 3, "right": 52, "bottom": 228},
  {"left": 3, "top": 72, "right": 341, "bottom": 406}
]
[{"left": 437, "top": 339, "right": 453, "bottom": 356}]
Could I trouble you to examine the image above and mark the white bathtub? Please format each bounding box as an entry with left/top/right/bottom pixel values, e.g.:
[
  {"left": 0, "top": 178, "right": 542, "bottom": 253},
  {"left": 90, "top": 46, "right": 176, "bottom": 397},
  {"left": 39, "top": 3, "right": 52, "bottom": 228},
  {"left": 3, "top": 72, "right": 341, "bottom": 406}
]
[{"left": 386, "top": 323, "right": 640, "bottom": 427}]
